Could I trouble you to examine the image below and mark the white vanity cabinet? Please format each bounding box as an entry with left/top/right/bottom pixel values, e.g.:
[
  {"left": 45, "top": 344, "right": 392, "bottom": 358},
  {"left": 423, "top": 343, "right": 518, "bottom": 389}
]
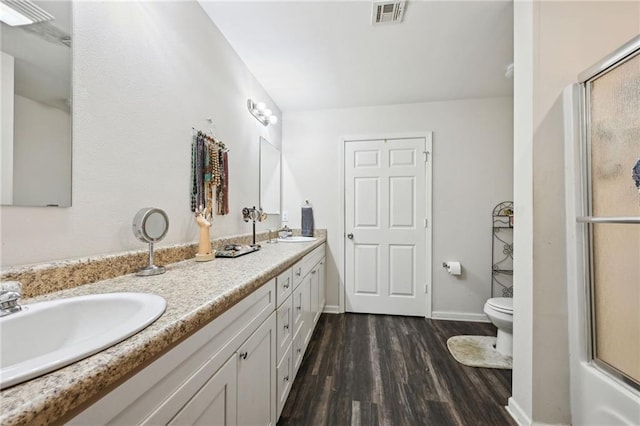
[
  {"left": 70, "top": 243, "right": 326, "bottom": 426},
  {"left": 70, "top": 280, "right": 277, "bottom": 426},
  {"left": 275, "top": 244, "right": 326, "bottom": 418}
]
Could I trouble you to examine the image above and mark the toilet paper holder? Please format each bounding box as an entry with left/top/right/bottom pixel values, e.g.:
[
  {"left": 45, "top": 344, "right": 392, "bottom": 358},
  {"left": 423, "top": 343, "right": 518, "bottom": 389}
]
[{"left": 442, "top": 261, "right": 462, "bottom": 275}]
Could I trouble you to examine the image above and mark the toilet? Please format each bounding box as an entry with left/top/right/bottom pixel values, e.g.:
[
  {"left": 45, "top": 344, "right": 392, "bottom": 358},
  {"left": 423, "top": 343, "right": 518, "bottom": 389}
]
[{"left": 483, "top": 297, "right": 513, "bottom": 356}]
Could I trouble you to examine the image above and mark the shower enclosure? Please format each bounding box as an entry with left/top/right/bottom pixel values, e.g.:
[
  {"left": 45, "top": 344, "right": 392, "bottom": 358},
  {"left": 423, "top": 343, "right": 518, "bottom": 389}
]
[{"left": 564, "top": 35, "right": 640, "bottom": 424}]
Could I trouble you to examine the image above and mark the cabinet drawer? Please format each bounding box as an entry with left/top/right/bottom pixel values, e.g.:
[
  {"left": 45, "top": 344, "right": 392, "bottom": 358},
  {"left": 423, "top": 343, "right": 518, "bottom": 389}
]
[
  {"left": 292, "top": 244, "right": 326, "bottom": 288},
  {"left": 276, "top": 340, "right": 293, "bottom": 419},
  {"left": 292, "top": 262, "right": 304, "bottom": 288},
  {"left": 276, "top": 268, "right": 293, "bottom": 308},
  {"left": 305, "top": 244, "right": 325, "bottom": 272},
  {"left": 276, "top": 295, "right": 293, "bottom": 364}
]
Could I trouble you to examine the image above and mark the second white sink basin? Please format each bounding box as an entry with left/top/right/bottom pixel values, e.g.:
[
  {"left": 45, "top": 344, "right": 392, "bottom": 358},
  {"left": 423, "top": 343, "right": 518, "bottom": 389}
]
[
  {"left": 278, "top": 236, "right": 317, "bottom": 243},
  {"left": 0, "top": 292, "right": 166, "bottom": 389}
]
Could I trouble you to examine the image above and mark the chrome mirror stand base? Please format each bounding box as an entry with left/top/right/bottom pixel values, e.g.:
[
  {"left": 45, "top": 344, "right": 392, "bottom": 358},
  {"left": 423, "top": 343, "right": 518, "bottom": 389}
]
[
  {"left": 137, "top": 242, "right": 165, "bottom": 276},
  {"left": 136, "top": 265, "right": 166, "bottom": 277}
]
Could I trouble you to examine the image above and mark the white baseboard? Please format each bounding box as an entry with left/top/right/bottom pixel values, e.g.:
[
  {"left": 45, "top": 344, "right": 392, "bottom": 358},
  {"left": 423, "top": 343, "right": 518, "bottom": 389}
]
[
  {"left": 507, "top": 397, "right": 531, "bottom": 426},
  {"left": 431, "top": 311, "right": 490, "bottom": 323},
  {"left": 506, "top": 397, "right": 570, "bottom": 426},
  {"left": 322, "top": 305, "right": 340, "bottom": 314}
]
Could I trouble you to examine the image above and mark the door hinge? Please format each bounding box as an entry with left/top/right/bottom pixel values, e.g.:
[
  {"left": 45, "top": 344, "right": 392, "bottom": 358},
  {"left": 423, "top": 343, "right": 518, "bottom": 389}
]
[
  {"left": 425, "top": 284, "right": 428, "bottom": 294},
  {"left": 423, "top": 151, "right": 430, "bottom": 163},
  {"left": 424, "top": 218, "right": 428, "bottom": 228}
]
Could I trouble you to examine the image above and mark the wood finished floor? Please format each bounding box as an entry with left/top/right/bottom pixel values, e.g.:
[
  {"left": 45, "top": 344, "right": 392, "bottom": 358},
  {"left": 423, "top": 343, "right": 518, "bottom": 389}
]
[{"left": 278, "top": 314, "right": 515, "bottom": 426}]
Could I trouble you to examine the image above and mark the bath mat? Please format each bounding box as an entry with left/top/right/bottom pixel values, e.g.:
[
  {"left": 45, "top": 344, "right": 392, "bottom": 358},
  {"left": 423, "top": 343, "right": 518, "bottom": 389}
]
[{"left": 446, "top": 335, "right": 512, "bottom": 369}]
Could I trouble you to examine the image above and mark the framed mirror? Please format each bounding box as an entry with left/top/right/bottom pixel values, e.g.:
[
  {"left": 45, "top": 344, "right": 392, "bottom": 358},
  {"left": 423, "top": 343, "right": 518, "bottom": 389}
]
[
  {"left": 259, "top": 137, "right": 281, "bottom": 214},
  {"left": 0, "top": 0, "right": 72, "bottom": 207}
]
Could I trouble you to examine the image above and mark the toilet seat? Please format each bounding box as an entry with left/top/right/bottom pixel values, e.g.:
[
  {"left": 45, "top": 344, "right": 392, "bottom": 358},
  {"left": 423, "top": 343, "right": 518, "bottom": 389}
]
[{"left": 486, "top": 297, "right": 513, "bottom": 314}]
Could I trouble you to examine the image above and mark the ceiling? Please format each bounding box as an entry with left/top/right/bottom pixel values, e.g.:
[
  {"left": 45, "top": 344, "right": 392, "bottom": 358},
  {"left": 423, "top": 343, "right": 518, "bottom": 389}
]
[{"left": 199, "top": 0, "right": 514, "bottom": 112}]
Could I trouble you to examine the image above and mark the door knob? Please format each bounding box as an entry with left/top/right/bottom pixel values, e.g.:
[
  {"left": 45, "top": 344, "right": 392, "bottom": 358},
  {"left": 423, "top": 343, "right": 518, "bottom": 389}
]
[{"left": 347, "top": 233, "right": 354, "bottom": 239}]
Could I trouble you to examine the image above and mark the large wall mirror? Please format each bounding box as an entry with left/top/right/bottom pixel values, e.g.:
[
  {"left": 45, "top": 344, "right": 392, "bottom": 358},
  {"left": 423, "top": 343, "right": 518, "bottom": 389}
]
[
  {"left": 1, "top": 0, "right": 72, "bottom": 207},
  {"left": 259, "top": 137, "right": 281, "bottom": 214}
]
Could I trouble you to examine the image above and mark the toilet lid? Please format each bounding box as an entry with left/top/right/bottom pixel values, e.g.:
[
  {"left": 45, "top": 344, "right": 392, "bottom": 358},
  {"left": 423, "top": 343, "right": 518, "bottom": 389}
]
[{"left": 487, "top": 297, "right": 513, "bottom": 314}]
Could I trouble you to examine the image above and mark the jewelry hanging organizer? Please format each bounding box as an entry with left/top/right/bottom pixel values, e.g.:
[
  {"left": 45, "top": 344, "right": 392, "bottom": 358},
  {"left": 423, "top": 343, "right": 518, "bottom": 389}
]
[{"left": 191, "top": 127, "right": 229, "bottom": 218}]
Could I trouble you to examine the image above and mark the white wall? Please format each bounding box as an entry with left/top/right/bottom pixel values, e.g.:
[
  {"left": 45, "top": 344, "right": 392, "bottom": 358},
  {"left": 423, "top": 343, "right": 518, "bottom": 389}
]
[
  {"left": 509, "top": 1, "right": 534, "bottom": 424},
  {"left": 282, "top": 97, "right": 513, "bottom": 316},
  {"left": 13, "top": 95, "right": 71, "bottom": 207},
  {"left": 1, "top": 52, "right": 15, "bottom": 205},
  {"left": 511, "top": 1, "right": 639, "bottom": 425},
  {"left": 0, "top": 1, "right": 281, "bottom": 267}
]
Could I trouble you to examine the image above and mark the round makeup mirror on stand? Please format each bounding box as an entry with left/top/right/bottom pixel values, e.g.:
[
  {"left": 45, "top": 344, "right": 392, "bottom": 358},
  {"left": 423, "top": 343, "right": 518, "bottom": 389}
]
[{"left": 132, "top": 207, "right": 169, "bottom": 276}]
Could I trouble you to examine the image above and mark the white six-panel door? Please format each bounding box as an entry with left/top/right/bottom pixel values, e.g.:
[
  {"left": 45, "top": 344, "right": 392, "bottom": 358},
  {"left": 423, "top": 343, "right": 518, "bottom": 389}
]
[{"left": 344, "top": 137, "right": 430, "bottom": 316}]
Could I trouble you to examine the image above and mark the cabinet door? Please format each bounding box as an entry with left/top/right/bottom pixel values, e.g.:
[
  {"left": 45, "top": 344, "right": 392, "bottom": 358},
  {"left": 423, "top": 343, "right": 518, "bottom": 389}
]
[
  {"left": 292, "top": 324, "right": 305, "bottom": 377},
  {"left": 319, "top": 258, "right": 326, "bottom": 312},
  {"left": 237, "top": 313, "right": 277, "bottom": 426},
  {"left": 301, "top": 273, "right": 313, "bottom": 349},
  {"left": 276, "top": 340, "right": 293, "bottom": 419},
  {"left": 168, "top": 355, "right": 237, "bottom": 426},
  {"left": 310, "top": 264, "right": 320, "bottom": 325},
  {"left": 292, "top": 285, "right": 304, "bottom": 332},
  {"left": 276, "top": 295, "right": 293, "bottom": 363}
]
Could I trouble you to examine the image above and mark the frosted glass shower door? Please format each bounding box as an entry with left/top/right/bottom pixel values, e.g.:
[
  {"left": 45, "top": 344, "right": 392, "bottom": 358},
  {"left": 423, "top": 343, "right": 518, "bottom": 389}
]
[{"left": 586, "top": 50, "right": 640, "bottom": 386}]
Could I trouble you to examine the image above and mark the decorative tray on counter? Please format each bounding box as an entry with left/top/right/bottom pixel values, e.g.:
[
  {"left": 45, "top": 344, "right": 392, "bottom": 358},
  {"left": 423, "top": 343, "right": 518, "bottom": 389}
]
[{"left": 215, "top": 244, "right": 260, "bottom": 258}]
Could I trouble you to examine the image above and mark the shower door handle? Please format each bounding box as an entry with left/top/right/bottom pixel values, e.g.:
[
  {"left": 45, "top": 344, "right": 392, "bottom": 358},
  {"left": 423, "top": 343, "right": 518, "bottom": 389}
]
[{"left": 577, "top": 216, "right": 640, "bottom": 224}]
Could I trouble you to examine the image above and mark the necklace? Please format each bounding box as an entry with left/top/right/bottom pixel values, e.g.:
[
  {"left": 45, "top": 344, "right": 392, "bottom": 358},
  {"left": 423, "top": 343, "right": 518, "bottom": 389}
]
[{"left": 190, "top": 135, "right": 197, "bottom": 212}]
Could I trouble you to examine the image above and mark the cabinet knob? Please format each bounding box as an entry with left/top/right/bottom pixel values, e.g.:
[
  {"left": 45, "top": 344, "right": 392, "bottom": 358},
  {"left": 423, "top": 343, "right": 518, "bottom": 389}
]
[
  {"left": 284, "top": 283, "right": 290, "bottom": 289},
  {"left": 297, "top": 305, "right": 301, "bottom": 311},
  {"left": 239, "top": 351, "right": 248, "bottom": 360},
  {"left": 347, "top": 233, "right": 354, "bottom": 239},
  {"left": 311, "top": 270, "right": 317, "bottom": 274},
  {"left": 284, "top": 323, "right": 289, "bottom": 330},
  {"left": 284, "top": 375, "right": 289, "bottom": 382},
  {"left": 297, "top": 348, "right": 302, "bottom": 353}
]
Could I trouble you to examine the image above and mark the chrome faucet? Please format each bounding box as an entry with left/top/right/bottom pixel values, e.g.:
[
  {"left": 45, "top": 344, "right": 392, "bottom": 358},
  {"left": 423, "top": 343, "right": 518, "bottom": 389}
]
[
  {"left": 0, "top": 281, "right": 23, "bottom": 317},
  {"left": 278, "top": 225, "right": 293, "bottom": 238}
]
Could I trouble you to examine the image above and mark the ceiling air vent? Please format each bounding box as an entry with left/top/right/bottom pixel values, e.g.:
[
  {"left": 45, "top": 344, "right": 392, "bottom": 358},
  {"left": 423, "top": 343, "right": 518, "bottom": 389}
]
[{"left": 372, "top": 1, "right": 406, "bottom": 25}]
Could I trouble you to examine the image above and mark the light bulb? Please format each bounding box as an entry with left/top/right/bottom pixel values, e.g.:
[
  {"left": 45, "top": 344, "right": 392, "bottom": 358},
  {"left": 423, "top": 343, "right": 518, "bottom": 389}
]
[
  {"left": 0, "top": 3, "right": 34, "bottom": 26},
  {"left": 264, "top": 109, "right": 272, "bottom": 117},
  {"left": 268, "top": 115, "right": 278, "bottom": 124},
  {"left": 256, "top": 102, "right": 266, "bottom": 111}
]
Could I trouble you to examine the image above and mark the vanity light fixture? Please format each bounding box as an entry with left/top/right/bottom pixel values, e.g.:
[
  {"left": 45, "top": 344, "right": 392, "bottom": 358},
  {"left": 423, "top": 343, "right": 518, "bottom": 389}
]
[
  {"left": 0, "top": 0, "right": 54, "bottom": 26},
  {"left": 247, "top": 99, "right": 278, "bottom": 126}
]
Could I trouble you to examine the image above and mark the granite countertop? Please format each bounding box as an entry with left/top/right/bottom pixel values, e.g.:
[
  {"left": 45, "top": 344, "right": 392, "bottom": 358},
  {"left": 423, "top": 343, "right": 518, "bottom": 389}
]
[{"left": 0, "top": 237, "right": 325, "bottom": 426}]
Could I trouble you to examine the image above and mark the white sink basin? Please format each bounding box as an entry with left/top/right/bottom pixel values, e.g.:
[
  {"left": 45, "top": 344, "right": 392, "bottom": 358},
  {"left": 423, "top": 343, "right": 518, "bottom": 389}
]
[
  {"left": 278, "top": 236, "right": 317, "bottom": 243},
  {"left": 0, "top": 292, "right": 166, "bottom": 389}
]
